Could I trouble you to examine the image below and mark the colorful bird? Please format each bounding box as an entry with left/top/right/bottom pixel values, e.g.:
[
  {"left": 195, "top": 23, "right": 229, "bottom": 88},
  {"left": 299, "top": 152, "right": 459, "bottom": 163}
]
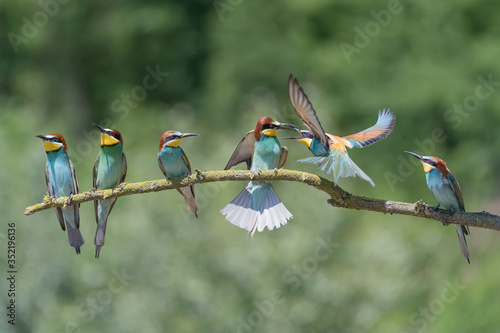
[
  {"left": 287, "top": 74, "right": 396, "bottom": 186},
  {"left": 221, "top": 117, "right": 297, "bottom": 239},
  {"left": 405, "top": 151, "right": 470, "bottom": 263},
  {"left": 158, "top": 131, "right": 199, "bottom": 217},
  {"left": 92, "top": 123, "right": 127, "bottom": 258},
  {"left": 36, "top": 134, "right": 84, "bottom": 254}
]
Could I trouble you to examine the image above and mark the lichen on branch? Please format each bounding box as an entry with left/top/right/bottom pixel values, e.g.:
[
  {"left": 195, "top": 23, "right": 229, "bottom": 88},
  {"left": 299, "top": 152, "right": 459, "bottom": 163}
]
[{"left": 24, "top": 169, "right": 500, "bottom": 231}]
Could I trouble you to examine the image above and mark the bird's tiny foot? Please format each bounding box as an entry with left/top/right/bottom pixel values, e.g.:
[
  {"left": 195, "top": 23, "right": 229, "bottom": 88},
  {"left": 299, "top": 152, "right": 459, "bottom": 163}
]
[
  {"left": 194, "top": 168, "right": 203, "bottom": 178},
  {"left": 115, "top": 183, "right": 126, "bottom": 191},
  {"left": 433, "top": 203, "right": 441, "bottom": 211},
  {"left": 273, "top": 168, "right": 279, "bottom": 175},
  {"left": 44, "top": 194, "right": 55, "bottom": 204},
  {"left": 62, "top": 194, "right": 72, "bottom": 208},
  {"left": 252, "top": 169, "right": 262, "bottom": 176},
  {"left": 414, "top": 200, "right": 425, "bottom": 214}
]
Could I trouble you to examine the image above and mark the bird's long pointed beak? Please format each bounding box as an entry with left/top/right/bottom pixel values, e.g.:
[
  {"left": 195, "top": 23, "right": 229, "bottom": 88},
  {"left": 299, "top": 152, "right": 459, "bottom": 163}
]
[
  {"left": 277, "top": 122, "right": 300, "bottom": 131},
  {"left": 283, "top": 128, "right": 308, "bottom": 140},
  {"left": 35, "top": 135, "right": 49, "bottom": 140},
  {"left": 93, "top": 123, "right": 106, "bottom": 133},
  {"left": 180, "top": 133, "right": 200, "bottom": 139},
  {"left": 405, "top": 151, "right": 423, "bottom": 160}
]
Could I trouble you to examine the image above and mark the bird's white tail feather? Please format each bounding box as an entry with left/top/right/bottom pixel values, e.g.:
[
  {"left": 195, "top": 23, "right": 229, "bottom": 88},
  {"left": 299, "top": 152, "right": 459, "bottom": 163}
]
[
  {"left": 298, "top": 149, "right": 375, "bottom": 186},
  {"left": 220, "top": 185, "right": 292, "bottom": 239}
]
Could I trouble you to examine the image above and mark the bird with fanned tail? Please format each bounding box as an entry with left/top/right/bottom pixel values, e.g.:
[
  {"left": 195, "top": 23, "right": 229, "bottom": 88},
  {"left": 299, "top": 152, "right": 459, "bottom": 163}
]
[
  {"left": 221, "top": 117, "right": 298, "bottom": 239},
  {"left": 287, "top": 74, "right": 396, "bottom": 186}
]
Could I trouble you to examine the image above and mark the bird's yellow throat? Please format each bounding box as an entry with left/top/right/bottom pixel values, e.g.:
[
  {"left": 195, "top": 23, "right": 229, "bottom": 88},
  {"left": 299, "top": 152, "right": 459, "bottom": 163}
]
[
  {"left": 422, "top": 161, "right": 435, "bottom": 173},
  {"left": 262, "top": 129, "right": 278, "bottom": 137},
  {"left": 297, "top": 138, "right": 312, "bottom": 148},
  {"left": 101, "top": 134, "right": 120, "bottom": 146},
  {"left": 165, "top": 139, "right": 182, "bottom": 148},
  {"left": 43, "top": 141, "right": 62, "bottom": 152}
]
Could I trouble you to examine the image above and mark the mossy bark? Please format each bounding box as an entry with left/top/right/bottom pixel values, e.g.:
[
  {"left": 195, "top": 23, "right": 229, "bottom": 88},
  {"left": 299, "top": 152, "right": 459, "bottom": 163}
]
[{"left": 24, "top": 169, "right": 500, "bottom": 231}]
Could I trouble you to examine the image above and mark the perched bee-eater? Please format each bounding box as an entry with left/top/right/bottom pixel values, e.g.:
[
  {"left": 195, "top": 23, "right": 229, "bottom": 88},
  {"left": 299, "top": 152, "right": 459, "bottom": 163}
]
[
  {"left": 221, "top": 117, "right": 297, "bottom": 239},
  {"left": 158, "top": 131, "right": 199, "bottom": 217},
  {"left": 36, "top": 134, "right": 84, "bottom": 254},
  {"left": 93, "top": 123, "right": 127, "bottom": 258},
  {"left": 287, "top": 74, "right": 396, "bottom": 186},
  {"left": 406, "top": 151, "right": 470, "bottom": 263}
]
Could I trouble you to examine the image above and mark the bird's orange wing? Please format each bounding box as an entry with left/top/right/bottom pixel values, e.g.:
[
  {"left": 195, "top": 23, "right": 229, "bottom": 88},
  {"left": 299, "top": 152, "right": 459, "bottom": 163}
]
[{"left": 343, "top": 109, "right": 396, "bottom": 148}]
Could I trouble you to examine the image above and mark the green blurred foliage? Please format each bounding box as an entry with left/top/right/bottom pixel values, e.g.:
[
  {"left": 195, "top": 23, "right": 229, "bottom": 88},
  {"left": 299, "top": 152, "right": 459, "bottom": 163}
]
[{"left": 1, "top": 0, "right": 500, "bottom": 332}]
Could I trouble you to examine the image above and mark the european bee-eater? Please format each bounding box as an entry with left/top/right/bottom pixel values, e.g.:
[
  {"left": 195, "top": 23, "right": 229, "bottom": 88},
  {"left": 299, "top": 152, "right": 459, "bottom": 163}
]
[
  {"left": 93, "top": 123, "right": 127, "bottom": 258},
  {"left": 287, "top": 74, "right": 396, "bottom": 186},
  {"left": 406, "top": 151, "right": 470, "bottom": 263},
  {"left": 221, "top": 117, "right": 297, "bottom": 238},
  {"left": 36, "top": 134, "right": 84, "bottom": 254},
  {"left": 158, "top": 131, "right": 199, "bottom": 217}
]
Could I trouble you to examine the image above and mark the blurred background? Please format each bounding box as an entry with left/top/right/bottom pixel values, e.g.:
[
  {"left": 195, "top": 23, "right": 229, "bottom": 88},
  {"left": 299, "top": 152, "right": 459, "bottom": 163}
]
[{"left": 2, "top": 0, "right": 500, "bottom": 332}]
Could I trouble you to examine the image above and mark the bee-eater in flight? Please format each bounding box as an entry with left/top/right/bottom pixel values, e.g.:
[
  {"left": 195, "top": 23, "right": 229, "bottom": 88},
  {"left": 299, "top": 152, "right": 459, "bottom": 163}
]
[
  {"left": 287, "top": 74, "right": 396, "bottom": 186},
  {"left": 158, "top": 131, "right": 199, "bottom": 217},
  {"left": 406, "top": 151, "right": 470, "bottom": 263},
  {"left": 93, "top": 123, "right": 127, "bottom": 258},
  {"left": 37, "top": 134, "right": 84, "bottom": 254},
  {"left": 221, "top": 117, "right": 297, "bottom": 239}
]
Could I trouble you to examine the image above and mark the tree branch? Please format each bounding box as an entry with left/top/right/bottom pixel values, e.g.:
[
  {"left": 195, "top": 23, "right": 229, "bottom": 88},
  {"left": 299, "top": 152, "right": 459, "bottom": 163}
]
[{"left": 24, "top": 169, "right": 500, "bottom": 231}]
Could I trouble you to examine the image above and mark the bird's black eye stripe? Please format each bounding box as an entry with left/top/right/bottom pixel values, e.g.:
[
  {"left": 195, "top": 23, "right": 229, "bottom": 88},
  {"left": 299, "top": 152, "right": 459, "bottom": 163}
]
[
  {"left": 51, "top": 137, "right": 61, "bottom": 143},
  {"left": 262, "top": 123, "right": 277, "bottom": 130},
  {"left": 107, "top": 131, "right": 120, "bottom": 140},
  {"left": 424, "top": 159, "right": 436, "bottom": 166}
]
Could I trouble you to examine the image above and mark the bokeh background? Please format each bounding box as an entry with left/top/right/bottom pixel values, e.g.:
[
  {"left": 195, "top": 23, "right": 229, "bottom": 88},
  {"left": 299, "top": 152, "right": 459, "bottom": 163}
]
[{"left": 2, "top": 0, "right": 500, "bottom": 332}]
